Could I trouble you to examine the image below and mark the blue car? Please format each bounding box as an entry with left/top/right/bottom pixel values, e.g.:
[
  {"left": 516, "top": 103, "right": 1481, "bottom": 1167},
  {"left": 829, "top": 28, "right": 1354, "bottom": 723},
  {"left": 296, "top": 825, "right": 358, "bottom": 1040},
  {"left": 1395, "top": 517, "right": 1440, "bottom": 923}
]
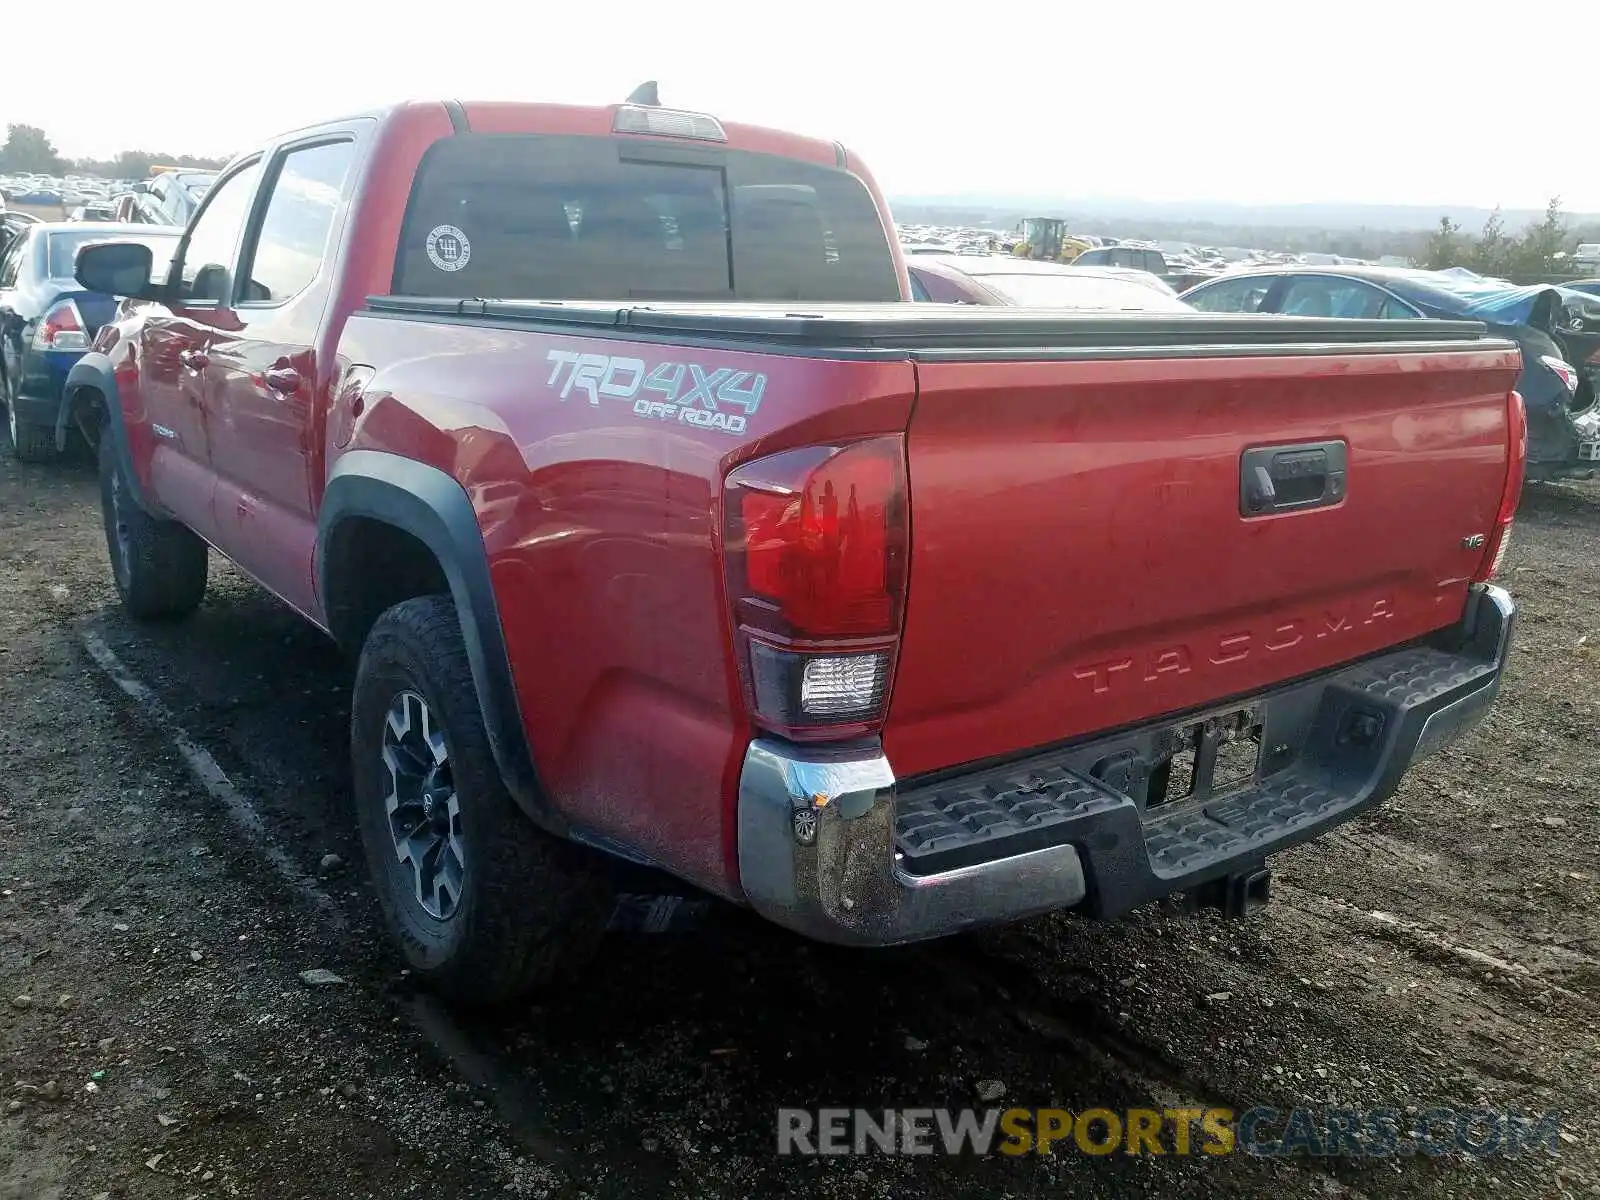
[{"left": 0, "top": 222, "right": 180, "bottom": 461}]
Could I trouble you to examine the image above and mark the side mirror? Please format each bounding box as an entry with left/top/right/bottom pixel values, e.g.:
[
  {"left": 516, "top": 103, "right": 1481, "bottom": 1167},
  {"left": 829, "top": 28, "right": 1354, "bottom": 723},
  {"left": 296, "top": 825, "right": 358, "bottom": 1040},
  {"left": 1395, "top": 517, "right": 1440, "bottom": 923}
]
[{"left": 75, "top": 241, "right": 166, "bottom": 300}]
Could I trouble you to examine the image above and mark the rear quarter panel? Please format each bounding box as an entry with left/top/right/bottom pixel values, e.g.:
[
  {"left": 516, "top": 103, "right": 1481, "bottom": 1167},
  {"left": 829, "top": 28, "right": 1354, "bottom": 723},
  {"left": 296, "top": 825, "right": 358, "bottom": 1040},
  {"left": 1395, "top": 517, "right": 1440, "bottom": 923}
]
[{"left": 334, "top": 313, "right": 915, "bottom": 896}]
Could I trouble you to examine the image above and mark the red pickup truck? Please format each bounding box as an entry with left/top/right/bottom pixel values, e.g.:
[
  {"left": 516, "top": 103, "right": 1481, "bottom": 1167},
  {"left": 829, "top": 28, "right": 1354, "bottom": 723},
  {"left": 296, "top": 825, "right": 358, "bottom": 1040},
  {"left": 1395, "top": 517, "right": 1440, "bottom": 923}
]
[{"left": 66, "top": 95, "right": 1523, "bottom": 1004}]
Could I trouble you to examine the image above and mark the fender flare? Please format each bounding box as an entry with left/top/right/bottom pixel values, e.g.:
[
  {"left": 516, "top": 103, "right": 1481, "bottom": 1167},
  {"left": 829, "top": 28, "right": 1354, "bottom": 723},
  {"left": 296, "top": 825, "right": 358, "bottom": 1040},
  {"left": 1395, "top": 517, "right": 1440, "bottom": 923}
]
[
  {"left": 60, "top": 355, "right": 151, "bottom": 509},
  {"left": 317, "top": 450, "right": 561, "bottom": 833}
]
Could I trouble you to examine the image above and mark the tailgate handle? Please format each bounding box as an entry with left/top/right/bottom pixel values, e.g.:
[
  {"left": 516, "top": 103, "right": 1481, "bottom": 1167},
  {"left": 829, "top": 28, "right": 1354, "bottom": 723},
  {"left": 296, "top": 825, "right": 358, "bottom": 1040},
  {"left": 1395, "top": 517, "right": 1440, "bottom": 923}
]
[{"left": 1240, "top": 440, "right": 1347, "bottom": 516}]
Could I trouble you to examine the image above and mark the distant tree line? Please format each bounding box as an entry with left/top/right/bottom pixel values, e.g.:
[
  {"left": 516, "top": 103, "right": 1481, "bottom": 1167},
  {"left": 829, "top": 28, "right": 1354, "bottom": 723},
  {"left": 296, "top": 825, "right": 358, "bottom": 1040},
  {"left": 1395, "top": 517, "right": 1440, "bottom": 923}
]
[
  {"left": 1420, "top": 198, "right": 1596, "bottom": 280},
  {"left": 893, "top": 198, "right": 1600, "bottom": 281},
  {"left": 0, "top": 123, "right": 229, "bottom": 179}
]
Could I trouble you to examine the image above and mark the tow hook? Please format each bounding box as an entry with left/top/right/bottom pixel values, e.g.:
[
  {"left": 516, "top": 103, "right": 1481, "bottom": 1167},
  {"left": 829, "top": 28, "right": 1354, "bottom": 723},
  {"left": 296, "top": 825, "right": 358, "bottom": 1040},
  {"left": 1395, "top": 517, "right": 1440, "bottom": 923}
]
[{"left": 1194, "top": 866, "right": 1272, "bottom": 919}]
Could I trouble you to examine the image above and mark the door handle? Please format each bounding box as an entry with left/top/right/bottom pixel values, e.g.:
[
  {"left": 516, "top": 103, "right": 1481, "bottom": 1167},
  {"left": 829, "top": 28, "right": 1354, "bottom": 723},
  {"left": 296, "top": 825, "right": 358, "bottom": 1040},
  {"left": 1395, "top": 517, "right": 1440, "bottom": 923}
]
[
  {"left": 1240, "top": 440, "right": 1348, "bottom": 516},
  {"left": 264, "top": 367, "right": 301, "bottom": 394},
  {"left": 178, "top": 349, "right": 209, "bottom": 371}
]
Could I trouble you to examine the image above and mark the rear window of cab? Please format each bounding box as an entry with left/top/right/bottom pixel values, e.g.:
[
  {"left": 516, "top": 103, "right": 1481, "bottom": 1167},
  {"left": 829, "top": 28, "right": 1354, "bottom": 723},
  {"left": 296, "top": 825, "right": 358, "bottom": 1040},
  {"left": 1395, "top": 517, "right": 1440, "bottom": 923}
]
[{"left": 393, "top": 133, "right": 901, "bottom": 303}]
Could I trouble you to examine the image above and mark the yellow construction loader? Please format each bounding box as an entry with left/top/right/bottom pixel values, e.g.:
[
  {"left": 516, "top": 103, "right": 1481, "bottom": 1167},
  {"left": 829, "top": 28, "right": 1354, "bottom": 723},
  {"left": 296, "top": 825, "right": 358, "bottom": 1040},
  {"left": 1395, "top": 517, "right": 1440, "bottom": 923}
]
[{"left": 1012, "top": 217, "right": 1092, "bottom": 263}]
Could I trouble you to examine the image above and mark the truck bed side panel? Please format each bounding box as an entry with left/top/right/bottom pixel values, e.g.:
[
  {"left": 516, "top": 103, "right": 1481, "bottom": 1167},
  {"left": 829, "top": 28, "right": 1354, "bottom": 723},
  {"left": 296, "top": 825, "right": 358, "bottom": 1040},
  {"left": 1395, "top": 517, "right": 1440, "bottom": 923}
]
[{"left": 335, "top": 312, "right": 916, "bottom": 896}]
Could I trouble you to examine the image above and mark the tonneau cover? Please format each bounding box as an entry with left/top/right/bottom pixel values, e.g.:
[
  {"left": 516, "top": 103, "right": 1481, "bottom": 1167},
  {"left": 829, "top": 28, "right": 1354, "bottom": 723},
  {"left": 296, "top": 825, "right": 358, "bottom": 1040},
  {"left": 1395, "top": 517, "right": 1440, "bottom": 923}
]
[{"left": 365, "top": 296, "right": 1493, "bottom": 355}]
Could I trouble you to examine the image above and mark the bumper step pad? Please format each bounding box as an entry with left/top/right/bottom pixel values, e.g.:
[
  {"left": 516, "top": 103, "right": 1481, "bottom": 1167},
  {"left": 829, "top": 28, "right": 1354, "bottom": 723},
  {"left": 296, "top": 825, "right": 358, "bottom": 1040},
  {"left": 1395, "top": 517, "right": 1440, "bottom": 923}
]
[
  {"left": 893, "top": 635, "right": 1505, "bottom": 909},
  {"left": 896, "top": 763, "right": 1126, "bottom": 872}
]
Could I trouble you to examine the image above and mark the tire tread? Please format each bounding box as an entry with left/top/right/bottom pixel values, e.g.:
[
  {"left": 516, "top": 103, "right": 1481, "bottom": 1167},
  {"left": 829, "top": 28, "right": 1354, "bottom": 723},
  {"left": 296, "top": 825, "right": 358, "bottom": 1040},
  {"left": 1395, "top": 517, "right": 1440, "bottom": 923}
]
[
  {"left": 353, "top": 595, "right": 610, "bottom": 1005},
  {"left": 10, "top": 416, "right": 55, "bottom": 462},
  {"left": 98, "top": 436, "right": 207, "bottom": 619}
]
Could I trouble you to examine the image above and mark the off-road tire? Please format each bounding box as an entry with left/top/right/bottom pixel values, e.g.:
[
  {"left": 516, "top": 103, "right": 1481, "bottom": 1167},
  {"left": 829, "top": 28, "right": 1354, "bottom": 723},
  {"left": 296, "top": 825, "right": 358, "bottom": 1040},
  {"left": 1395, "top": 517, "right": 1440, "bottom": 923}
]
[
  {"left": 98, "top": 435, "right": 208, "bottom": 618},
  {"left": 351, "top": 595, "right": 612, "bottom": 1005}
]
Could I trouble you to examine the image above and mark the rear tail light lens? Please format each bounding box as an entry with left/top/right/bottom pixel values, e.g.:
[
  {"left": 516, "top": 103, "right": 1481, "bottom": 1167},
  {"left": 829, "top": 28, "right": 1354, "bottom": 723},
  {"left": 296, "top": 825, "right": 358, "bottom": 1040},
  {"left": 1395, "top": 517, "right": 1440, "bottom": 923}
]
[
  {"left": 727, "top": 438, "right": 907, "bottom": 639},
  {"left": 1540, "top": 355, "right": 1578, "bottom": 394},
  {"left": 1475, "top": 390, "right": 1526, "bottom": 582},
  {"left": 33, "top": 300, "right": 88, "bottom": 350},
  {"left": 748, "top": 643, "right": 890, "bottom": 729},
  {"left": 724, "top": 436, "right": 908, "bottom": 740}
]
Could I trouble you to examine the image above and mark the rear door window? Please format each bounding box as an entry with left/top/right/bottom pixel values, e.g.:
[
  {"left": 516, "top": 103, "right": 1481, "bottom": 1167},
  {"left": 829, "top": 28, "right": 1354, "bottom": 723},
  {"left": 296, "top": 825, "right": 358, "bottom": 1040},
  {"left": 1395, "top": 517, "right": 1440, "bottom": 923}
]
[
  {"left": 1279, "top": 277, "right": 1389, "bottom": 318},
  {"left": 393, "top": 133, "right": 899, "bottom": 302}
]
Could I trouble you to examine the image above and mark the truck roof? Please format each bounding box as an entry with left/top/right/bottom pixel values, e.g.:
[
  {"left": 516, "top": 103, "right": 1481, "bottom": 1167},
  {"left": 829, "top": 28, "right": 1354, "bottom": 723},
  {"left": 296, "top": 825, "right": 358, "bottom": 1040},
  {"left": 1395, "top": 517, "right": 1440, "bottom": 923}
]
[{"left": 264, "top": 99, "right": 845, "bottom": 170}]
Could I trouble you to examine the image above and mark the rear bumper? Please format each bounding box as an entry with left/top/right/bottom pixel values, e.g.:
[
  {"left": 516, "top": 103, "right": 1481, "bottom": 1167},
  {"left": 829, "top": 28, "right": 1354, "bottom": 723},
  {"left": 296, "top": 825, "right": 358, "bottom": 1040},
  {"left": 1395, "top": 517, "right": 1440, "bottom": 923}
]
[
  {"left": 737, "top": 584, "right": 1514, "bottom": 946},
  {"left": 1526, "top": 392, "right": 1600, "bottom": 480},
  {"left": 12, "top": 349, "right": 78, "bottom": 425}
]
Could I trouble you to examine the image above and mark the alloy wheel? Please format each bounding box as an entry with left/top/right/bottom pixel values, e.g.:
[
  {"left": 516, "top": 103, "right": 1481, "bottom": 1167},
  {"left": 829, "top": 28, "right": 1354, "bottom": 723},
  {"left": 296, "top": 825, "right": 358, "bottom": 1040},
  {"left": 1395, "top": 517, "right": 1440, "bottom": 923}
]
[{"left": 380, "top": 690, "right": 465, "bottom": 920}]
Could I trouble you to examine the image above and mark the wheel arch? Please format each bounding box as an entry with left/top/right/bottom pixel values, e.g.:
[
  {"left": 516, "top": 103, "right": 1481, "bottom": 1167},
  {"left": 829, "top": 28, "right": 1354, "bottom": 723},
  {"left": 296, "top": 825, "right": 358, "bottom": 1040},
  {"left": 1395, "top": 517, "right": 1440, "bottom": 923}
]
[
  {"left": 61, "top": 355, "right": 147, "bottom": 506},
  {"left": 318, "top": 450, "right": 562, "bottom": 833}
]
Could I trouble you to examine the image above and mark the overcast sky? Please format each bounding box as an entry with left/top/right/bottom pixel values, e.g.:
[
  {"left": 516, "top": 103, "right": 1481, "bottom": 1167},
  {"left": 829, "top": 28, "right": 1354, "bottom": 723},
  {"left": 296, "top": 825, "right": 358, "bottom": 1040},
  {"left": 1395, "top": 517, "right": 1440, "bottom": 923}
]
[{"left": 7, "top": 0, "right": 1594, "bottom": 211}]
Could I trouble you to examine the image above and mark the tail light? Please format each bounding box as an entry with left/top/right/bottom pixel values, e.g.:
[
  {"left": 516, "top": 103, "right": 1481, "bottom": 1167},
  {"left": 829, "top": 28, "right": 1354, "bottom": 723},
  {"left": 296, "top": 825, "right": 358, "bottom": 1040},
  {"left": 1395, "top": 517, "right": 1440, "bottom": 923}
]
[
  {"left": 723, "top": 436, "right": 908, "bottom": 741},
  {"left": 32, "top": 300, "right": 89, "bottom": 351},
  {"left": 1474, "top": 390, "right": 1526, "bottom": 582},
  {"left": 1540, "top": 355, "right": 1578, "bottom": 394}
]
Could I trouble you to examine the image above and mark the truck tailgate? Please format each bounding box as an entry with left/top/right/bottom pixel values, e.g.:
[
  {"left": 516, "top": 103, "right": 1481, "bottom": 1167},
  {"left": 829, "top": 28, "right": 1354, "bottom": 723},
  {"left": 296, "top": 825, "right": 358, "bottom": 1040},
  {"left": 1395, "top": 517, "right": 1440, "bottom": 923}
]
[{"left": 887, "top": 345, "right": 1521, "bottom": 778}]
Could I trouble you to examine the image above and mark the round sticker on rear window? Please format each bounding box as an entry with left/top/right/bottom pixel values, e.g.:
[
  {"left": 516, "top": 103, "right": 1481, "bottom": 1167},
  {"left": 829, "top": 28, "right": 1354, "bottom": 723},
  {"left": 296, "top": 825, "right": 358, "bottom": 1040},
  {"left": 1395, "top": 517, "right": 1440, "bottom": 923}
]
[{"left": 425, "top": 224, "right": 471, "bottom": 272}]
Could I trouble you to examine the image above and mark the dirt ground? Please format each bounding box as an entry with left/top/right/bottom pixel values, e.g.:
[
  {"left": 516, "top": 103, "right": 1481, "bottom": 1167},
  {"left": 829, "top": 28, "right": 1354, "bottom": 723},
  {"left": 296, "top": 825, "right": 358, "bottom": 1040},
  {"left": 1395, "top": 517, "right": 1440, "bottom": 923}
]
[{"left": 2, "top": 442, "right": 1596, "bottom": 1200}]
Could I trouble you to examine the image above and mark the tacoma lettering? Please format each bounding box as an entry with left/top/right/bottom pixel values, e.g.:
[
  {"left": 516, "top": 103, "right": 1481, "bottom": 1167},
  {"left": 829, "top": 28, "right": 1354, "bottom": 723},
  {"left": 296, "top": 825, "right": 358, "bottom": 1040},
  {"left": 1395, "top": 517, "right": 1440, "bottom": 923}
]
[{"left": 1079, "top": 599, "right": 1400, "bottom": 696}]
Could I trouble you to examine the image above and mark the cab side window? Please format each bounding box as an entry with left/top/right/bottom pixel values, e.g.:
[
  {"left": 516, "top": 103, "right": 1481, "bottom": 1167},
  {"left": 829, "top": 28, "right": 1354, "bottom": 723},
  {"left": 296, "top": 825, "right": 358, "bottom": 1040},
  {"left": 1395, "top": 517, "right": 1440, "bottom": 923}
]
[
  {"left": 236, "top": 141, "right": 355, "bottom": 305},
  {"left": 176, "top": 162, "right": 263, "bottom": 304}
]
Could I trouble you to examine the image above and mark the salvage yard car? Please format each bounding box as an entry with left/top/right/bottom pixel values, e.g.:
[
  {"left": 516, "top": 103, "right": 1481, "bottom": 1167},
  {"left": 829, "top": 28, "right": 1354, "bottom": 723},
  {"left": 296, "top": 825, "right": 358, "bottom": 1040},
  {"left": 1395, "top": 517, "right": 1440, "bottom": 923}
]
[
  {"left": 1069, "top": 243, "right": 1218, "bottom": 291},
  {"left": 112, "top": 168, "right": 217, "bottom": 227},
  {"left": 907, "top": 254, "right": 1191, "bottom": 310},
  {"left": 0, "top": 221, "right": 180, "bottom": 460},
  {"left": 1183, "top": 265, "right": 1599, "bottom": 481},
  {"left": 62, "top": 94, "right": 1523, "bottom": 1004}
]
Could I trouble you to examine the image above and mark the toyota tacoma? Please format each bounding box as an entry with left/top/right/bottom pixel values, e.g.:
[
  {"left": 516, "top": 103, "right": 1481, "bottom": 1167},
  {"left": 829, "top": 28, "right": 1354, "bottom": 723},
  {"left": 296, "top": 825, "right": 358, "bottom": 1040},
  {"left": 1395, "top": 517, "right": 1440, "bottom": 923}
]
[{"left": 64, "top": 93, "right": 1522, "bottom": 1003}]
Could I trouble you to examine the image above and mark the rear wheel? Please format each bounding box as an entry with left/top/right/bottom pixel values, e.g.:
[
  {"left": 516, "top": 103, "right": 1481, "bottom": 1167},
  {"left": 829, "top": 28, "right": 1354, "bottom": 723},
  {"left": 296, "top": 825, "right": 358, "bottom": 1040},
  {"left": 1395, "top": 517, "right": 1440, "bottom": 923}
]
[
  {"left": 351, "top": 595, "right": 612, "bottom": 1005},
  {"left": 98, "top": 435, "right": 208, "bottom": 618},
  {"left": 3, "top": 378, "right": 55, "bottom": 463}
]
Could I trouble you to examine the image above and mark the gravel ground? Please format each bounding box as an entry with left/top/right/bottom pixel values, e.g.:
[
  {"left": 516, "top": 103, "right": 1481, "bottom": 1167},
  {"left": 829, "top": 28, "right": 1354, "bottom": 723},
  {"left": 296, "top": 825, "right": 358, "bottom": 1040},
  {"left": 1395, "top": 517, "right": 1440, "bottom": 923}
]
[{"left": 2, "top": 444, "right": 1595, "bottom": 1199}]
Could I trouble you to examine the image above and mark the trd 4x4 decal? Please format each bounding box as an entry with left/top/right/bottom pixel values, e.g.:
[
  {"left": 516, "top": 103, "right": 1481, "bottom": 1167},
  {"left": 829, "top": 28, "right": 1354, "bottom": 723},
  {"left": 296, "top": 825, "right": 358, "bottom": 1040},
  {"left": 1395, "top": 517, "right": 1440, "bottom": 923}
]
[{"left": 545, "top": 350, "right": 766, "bottom": 436}]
